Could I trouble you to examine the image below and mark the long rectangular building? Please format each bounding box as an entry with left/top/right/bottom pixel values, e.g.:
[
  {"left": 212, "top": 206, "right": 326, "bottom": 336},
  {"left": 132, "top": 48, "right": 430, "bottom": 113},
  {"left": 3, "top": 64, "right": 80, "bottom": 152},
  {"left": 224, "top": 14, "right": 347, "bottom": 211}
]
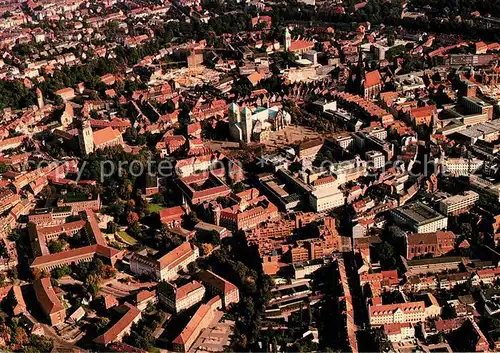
[
  {"left": 130, "top": 242, "right": 199, "bottom": 281},
  {"left": 33, "top": 277, "right": 66, "bottom": 326},
  {"left": 196, "top": 270, "right": 240, "bottom": 308},
  {"left": 439, "top": 190, "right": 479, "bottom": 215},
  {"left": 391, "top": 202, "right": 448, "bottom": 233},
  {"left": 369, "top": 301, "right": 426, "bottom": 326}
]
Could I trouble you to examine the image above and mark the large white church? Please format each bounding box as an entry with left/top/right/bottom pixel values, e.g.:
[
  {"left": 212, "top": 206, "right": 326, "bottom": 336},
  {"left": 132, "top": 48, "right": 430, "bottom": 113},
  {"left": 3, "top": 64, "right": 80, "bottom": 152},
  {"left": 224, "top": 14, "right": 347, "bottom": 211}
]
[{"left": 228, "top": 103, "right": 291, "bottom": 143}]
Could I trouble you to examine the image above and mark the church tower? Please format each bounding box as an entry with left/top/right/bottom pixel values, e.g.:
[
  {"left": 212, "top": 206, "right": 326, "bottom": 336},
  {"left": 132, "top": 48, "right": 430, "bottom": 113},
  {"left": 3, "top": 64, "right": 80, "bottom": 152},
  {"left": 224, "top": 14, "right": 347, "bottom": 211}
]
[
  {"left": 241, "top": 107, "right": 253, "bottom": 143},
  {"left": 36, "top": 88, "right": 44, "bottom": 110},
  {"left": 78, "top": 119, "right": 94, "bottom": 156},
  {"left": 60, "top": 103, "right": 74, "bottom": 127},
  {"left": 356, "top": 49, "right": 366, "bottom": 94},
  {"left": 228, "top": 102, "right": 241, "bottom": 123},
  {"left": 284, "top": 27, "right": 291, "bottom": 51}
]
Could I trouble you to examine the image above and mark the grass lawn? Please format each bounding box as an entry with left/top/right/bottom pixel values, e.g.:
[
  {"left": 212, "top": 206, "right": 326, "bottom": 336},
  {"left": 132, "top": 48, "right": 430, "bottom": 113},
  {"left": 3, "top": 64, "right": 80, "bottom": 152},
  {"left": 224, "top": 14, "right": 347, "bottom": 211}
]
[
  {"left": 116, "top": 231, "right": 138, "bottom": 245},
  {"left": 148, "top": 203, "right": 167, "bottom": 213}
]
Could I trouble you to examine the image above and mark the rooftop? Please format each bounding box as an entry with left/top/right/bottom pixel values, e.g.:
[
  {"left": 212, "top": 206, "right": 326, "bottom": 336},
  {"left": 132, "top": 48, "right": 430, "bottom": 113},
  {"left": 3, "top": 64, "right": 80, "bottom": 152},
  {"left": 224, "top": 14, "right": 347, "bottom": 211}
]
[{"left": 393, "top": 202, "right": 446, "bottom": 225}]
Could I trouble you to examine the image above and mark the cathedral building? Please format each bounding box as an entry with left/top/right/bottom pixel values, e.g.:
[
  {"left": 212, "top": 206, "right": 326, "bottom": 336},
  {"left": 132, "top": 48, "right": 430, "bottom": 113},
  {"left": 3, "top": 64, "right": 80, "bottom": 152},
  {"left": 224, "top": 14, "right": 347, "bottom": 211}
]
[{"left": 228, "top": 103, "right": 291, "bottom": 143}]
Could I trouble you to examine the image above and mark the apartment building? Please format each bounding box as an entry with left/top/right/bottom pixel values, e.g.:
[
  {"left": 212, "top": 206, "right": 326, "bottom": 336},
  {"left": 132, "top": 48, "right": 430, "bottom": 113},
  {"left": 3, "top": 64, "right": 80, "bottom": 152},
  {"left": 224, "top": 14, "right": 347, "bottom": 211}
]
[
  {"left": 439, "top": 191, "right": 479, "bottom": 215},
  {"left": 332, "top": 133, "right": 355, "bottom": 151},
  {"left": 369, "top": 301, "right": 426, "bottom": 326},
  {"left": 365, "top": 150, "right": 385, "bottom": 169},
  {"left": 440, "top": 157, "right": 484, "bottom": 176}
]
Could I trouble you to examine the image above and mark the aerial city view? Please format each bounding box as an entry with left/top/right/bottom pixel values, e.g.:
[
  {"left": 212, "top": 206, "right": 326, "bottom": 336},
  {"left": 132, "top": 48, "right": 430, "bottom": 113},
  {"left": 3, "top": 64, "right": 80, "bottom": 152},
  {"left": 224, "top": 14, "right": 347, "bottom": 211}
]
[{"left": 2, "top": 0, "right": 500, "bottom": 352}]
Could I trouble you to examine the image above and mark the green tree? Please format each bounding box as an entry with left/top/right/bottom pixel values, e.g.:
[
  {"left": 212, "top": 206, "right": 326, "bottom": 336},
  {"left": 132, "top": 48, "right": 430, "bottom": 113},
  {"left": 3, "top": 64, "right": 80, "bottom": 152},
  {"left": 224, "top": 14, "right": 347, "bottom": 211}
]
[
  {"left": 51, "top": 265, "right": 71, "bottom": 279},
  {"left": 47, "top": 239, "right": 67, "bottom": 253},
  {"left": 87, "top": 274, "right": 101, "bottom": 296},
  {"left": 376, "top": 241, "right": 397, "bottom": 269},
  {"left": 231, "top": 182, "right": 246, "bottom": 194}
]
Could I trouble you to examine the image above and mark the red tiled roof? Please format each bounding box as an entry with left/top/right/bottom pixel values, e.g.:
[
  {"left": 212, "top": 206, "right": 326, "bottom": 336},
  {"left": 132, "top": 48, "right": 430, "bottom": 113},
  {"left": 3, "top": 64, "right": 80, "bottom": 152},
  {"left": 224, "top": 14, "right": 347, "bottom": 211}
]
[
  {"left": 410, "top": 105, "right": 436, "bottom": 118},
  {"left": 83, "top": 209, "right": 106, "bottom": 246},
  {"left": 33, "top": 277, "right": 64, "bottom": 315},
  {"left": 31, "top": 244, "right": 121, "bottom": 268},
  {"left": 406, "top": 231, "right": 455, "bottom": 246},
  {"left": 364, "top": 70, "right": 382, "bottom": 88},
  {"left": 370, "top": 301, "right": 425, "bottom": 317},
  {"left": 197, "top": 269, "right": 237, "bottom": 295},
  {"left": 187, "top": 122, "right": 201, "bottom": 134},
  {"left": 247, "top": 71, "right": 262, "bottom": 86},
  {"left": 435, "top": 318, "right": 465, "bottom": 332},
  {"left": 94, "top": 303, "right": 141, "bottom": 345},
  {"left": 37, "top": 220, "right": 86, "bottom": 236},
  {"left": 289, "top": 40, "right": 314, "bottom": 52},
  {"left": 93, "top": 127, "right": 122, "bottom": 147},
  {"left": 384, "top": 322, "right": 412, "bottom": 335},
  {"left": 159, "top": 206, "right": 185, "bottom": 222},
  {"left": 175, "top": 280, "right": 204, "bottom": 301},
  {"left": 158, "top": 242, "right": 196, "bottom": 270},
  {"left": 136, "top": 289, "right": 156, "bottom": 303},
  {"left": 172, "top": 303, "right": 211, "bottom": 345}
]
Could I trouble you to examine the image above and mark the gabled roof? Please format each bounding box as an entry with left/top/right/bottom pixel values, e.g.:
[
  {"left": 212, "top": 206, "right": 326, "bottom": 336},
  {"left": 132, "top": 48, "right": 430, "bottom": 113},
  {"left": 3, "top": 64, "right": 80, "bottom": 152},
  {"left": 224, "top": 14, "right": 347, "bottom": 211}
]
[
  {"left": 93, "top": 127, "right": 122, "bottom": 147},
  {"left": 197, "top": 269, "right": 237, "bottom": 295},
  {"left": 33, "top": 277, "right": 64, "bottom": 315},
  {"left": 364, "top": 70, "right": 382, "bottom": 88},
  {"left": 94, "top": 303, "right": 141, "bottom": 345},
  {"left": 158, "top": 242, "right": 196, "bottom": 270}
]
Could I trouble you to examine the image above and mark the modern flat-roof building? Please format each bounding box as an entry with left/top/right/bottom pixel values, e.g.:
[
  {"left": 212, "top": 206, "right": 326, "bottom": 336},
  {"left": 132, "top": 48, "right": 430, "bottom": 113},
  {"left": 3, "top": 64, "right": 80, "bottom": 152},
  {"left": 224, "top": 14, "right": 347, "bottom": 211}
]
[
  {"left": 194, "top": 221, "right": 230, "bottom": 240},
  {"left": 365, "top": 150, "right": 385, "bottom": 169},
  {"left": 309, "top": 187, "right": 345, "bottom": 212},
  {"left": 440, "top": 157, "right": 484, "bottom": 176},
  {"left": 470, "top": 175, "right": 500, "bottom": 203},
  {"left": 439, "top": 191, "right": 479, "bottom": 215},
  {"left": 404, "top": 256, "right": 463, "bottom": 276},
  {"left": 392, "top": 202, "right": 448, "bottom": 233}
]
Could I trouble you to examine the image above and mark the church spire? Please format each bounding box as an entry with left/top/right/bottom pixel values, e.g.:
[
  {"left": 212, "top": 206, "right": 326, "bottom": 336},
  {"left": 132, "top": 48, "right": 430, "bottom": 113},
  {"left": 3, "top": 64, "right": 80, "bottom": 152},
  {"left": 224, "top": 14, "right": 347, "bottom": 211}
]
[{"left": 356, "top": 48, "right": 365, "bottom": 94}]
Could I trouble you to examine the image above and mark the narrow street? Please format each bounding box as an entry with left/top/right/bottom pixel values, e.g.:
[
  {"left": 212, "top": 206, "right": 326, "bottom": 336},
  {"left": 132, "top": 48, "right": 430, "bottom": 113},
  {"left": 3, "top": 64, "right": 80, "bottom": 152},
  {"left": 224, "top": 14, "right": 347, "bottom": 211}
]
[{"left": 343, "top": 253, "right": 369, "bottom": 329}]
